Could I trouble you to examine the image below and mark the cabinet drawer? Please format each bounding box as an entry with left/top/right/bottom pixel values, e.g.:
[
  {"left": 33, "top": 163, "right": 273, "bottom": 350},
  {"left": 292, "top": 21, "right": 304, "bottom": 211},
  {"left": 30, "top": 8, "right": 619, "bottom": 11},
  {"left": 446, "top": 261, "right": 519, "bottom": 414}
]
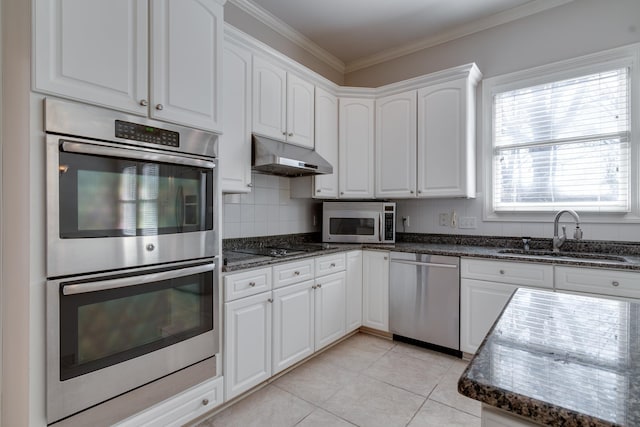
[
  {"left": 460, "top": 258, "right": 553, "bottom": 289},
  {"left": 273, "top": 259, "right": 314, "bottom": 289},
  {"left": 315, "top": 253, "right": 346, "bottom": 277},
  {"left": 224, "top": 267, "right": 272, "bottom": 302},
  {"left": 115, "top": 376, "right": 223, "bottom": 427},
  {"left": 555, "top": 266, "right": 640, "bottom": 299}
]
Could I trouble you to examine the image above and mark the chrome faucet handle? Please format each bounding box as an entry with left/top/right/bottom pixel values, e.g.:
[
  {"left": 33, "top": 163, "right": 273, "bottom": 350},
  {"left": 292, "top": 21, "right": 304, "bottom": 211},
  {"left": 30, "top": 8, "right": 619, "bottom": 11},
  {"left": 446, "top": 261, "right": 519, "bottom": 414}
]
[
  {"left": 522, "top": 237, "right": 530, "bottom": 252},
  {"left": 574, "top": 226, "right": 583, "bottom": 240}
]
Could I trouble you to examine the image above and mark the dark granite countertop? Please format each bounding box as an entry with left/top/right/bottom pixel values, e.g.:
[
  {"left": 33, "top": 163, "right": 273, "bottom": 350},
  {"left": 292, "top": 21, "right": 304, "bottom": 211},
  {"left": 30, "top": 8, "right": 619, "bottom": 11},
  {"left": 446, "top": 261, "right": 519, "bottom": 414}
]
[
  {"left": 458, "top": 288, "right": 640, "bottom": 427},
  {"left": 222, "top": 237, "right": 640, "bottom": 273}
]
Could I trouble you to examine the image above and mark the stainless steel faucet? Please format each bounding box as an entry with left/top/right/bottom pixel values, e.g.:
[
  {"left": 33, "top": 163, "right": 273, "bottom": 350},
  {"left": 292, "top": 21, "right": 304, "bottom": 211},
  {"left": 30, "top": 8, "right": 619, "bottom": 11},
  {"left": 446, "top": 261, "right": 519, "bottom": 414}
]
[{"left": 552, "top": 209, "right": 583, "bottom": 252}]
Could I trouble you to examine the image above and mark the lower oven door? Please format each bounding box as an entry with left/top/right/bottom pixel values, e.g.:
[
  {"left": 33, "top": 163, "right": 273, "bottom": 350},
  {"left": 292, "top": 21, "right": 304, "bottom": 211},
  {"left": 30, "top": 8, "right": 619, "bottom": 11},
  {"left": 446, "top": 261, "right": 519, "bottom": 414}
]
[{"left": 46, "top": 259, "right": 219, "bottom": 424}]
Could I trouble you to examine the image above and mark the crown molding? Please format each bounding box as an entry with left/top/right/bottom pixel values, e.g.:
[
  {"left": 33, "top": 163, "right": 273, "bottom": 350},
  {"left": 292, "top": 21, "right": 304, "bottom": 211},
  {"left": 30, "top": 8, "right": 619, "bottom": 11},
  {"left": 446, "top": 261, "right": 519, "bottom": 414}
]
[
  {"left": 228, "top": 0, "right": 346, "bottom": 74},
  {"left": 345, "top": 0, "right": 574, "bottom": 73}
]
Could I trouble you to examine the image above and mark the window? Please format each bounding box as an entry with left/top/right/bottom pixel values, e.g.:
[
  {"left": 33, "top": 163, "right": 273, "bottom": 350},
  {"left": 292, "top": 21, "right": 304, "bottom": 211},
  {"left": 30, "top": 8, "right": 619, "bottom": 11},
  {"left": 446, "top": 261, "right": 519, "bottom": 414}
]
[{"left": 484, "top": 45, "right": 639, "bottom": 220}]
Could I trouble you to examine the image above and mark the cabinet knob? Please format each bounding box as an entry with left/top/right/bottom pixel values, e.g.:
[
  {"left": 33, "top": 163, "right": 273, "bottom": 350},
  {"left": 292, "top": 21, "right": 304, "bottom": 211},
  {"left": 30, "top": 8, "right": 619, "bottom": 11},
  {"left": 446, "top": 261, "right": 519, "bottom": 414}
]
[
  {"left": 294, "top": 271, "right": 300, "bottom": 276},
  {"left": 317, "top": 189, "right": 321, "bottom": 193},
  {"left": 410, "top": 190, "right": 414, "bottom": 194},
  {"left": 312, "top": 285, "right": 317, "bottom": 289},
  {"left": 288, "top": 133, "right": 293, "bottom": 137},
  {"left": 156, "top": 104, "right": 164, "bottom": 110},
  {"left": 248, "top": 281, "right": 256, "bottom": 287},
  {"left": 384, "top": 256, "right": 388, "bottom": 260},
  {"left": 267, "top": 298, "right": 273, "bottom": 303},
  {"left": 282, "top": 132, "right": 287, "bottom": 136},
  {"left": 202, "top": 399, "right": 209, "bottom": 406},
  {"left": 418, "top": 190, "right": 422, "bottom": 194},
  {"left": 340, "top": 192, "right": 344, "bottom": 195},
  {"left": 499, "top": 270, "right": 505, "bottom": 275},
  {"left": 316, "top": 283, "right": 322, "bottom": 288},
  {"left": 612, "top": 281, "right": 620, "bottom": 287},
  {"left": 330, "top": 263, "right": 336, "bottom": 267},
  {"left": 247, "top": 183, "right": 253, "bottom": 188},
  {"left": 139, "top": 99, "right": 148, "bottom": 106}
]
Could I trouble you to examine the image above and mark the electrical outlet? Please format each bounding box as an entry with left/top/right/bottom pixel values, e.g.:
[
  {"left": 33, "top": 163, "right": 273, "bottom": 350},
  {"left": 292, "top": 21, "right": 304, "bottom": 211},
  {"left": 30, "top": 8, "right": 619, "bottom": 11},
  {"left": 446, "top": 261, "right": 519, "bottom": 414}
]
[
  {"left": 458, "top": 216, "right": 477, "bottom": 229},
  {"left": 438, "top": 213, "right": 449, "bottom": 226}
]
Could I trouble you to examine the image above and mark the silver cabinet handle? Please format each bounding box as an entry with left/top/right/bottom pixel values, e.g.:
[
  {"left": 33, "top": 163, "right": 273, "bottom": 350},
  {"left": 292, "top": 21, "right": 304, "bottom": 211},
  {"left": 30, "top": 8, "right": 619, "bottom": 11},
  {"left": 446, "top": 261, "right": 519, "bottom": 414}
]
[
  {"left": 612, "top": 281, "right": 620, "bottom": 287},
  {"left": 202, "top": 399, "right": 209, "bottom": 406},
  {"left": 63, "top": 263, "right": 215, "bottom": 295},
  {"left": 139, "top": 99, "right": 148, "bottom": 106},
  {"left": 248, "top": 281, "right": 256, "bottom": 287},
  {"left": 267, "top": 298, "right": 273, "bottom": 303},
  {"left": 156, "top": 104, "right": 164, "bottom": 110}
]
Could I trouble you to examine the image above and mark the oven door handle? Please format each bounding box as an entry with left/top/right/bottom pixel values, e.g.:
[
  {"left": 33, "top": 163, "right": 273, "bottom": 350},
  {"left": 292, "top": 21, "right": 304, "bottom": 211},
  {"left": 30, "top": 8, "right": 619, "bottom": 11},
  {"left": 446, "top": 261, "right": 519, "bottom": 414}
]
[
  {"left": 60, "top": 141, "right": 216, "bottom": 169},
  {"left": 62, "top": 263, "right": 215, "bottom": 296}
]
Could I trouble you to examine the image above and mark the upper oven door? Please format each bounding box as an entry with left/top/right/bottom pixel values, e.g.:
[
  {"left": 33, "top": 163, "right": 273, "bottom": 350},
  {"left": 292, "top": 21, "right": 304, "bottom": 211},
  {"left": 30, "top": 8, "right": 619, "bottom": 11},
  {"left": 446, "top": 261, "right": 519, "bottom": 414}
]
[{"left": 46, "top": 135, "right": 218, "bottom": 277}]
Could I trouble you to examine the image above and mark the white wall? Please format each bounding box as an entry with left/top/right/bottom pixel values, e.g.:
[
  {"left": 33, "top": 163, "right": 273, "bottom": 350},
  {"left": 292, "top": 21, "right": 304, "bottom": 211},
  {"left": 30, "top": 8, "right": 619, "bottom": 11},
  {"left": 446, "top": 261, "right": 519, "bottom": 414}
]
[{"left": 222, "top": 173, "right": 320, "bottom": 238}]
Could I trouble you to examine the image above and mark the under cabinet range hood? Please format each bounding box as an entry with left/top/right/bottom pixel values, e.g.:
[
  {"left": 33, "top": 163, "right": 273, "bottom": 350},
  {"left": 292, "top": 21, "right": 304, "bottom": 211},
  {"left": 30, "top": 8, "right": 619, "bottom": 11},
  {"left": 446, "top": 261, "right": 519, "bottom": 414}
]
[{"left": 252, "top": 134, "right": 333, "bottom": 177}]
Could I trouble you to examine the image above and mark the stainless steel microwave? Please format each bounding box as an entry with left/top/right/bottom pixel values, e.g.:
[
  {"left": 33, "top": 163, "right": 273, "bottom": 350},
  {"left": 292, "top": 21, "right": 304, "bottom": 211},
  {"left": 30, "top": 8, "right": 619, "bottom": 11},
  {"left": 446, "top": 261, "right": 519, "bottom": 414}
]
[{"left": 322, "top": 202, "right": 396, "bottom": 243}]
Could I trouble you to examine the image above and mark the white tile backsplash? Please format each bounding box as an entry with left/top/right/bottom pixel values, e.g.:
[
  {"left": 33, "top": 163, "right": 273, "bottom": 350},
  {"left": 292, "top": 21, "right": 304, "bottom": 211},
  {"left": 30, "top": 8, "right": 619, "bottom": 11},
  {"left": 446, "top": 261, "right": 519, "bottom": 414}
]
[{"left": 222, "top": 173, "right": 321, "bottom": 239}]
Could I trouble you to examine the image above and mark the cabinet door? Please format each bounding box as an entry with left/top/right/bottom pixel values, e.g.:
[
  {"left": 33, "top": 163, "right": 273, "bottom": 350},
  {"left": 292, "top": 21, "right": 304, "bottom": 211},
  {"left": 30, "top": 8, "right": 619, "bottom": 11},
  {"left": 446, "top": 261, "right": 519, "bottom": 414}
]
[
  {"left": 417, "top": 78, "right": 475, "bottom": 198},
  {"left": 286, "top": 74, "right": 315, "bottom": 148},
  {"left": 315, "top": 272, "right": 347, "bottom": 350},
  {"left": 362, "top": 251, "right": 389, "bottom": 332},
  {"left": 346, "top": 250, "right": 363, "bottom": 332},
  {"left": 224, "top": 292, "right": 272, "bottom": 400},
  {"left": 252, "top": 56, "right": 287, "bottom": 140},
  {"left": 150, "top": 0, "right": 223, "bottom": 132},
  {"left": 339, "top": 98, "right": 375, "bottom": 199},
  {"left": 33, "top": 0, "right": 148, "bottom": 115},
  {"left": 460, "top": 279, "right": 517, "bottom": 354},
  {"left": 272, "top": 281, "right": 315, "bottom": 375},
  {"left": 313, "top": 87, "right": 339, "bottom": 198},
  {"left": 220, "top": 40, "right": 252, "bottom": 193},
  {"left": 375, "top": 91, "right": 417, "bottom": 198}
]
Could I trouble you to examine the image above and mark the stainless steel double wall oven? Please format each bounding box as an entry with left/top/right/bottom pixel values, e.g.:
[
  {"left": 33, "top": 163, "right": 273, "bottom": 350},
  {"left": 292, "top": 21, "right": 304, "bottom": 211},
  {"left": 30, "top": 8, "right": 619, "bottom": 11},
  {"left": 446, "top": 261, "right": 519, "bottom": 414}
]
[{"left": 44, "top": 99, "right": 220, "bottom": 423}]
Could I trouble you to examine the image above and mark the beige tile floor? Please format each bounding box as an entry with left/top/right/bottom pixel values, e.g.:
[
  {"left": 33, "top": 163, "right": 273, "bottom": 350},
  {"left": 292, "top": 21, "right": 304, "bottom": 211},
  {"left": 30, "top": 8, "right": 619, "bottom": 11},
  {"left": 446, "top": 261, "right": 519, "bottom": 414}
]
[{"left": 196, "top": 333, "right": 481, "bottom": 427}]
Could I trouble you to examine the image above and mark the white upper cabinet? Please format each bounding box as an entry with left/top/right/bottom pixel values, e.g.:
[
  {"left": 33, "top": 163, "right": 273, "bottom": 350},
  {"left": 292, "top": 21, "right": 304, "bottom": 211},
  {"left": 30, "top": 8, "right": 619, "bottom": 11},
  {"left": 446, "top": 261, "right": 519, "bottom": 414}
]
[
  {"left": 34, "top": 0, "right": 148, "bottom": 115},
  {"left": 339, "top": 98, "right": 375, "bottom": 199},
  {"left": 313, "top": 87, "right": 339, "bottom": 198},
  {"left": 375, "top": 91, "right": 417, "bottom": 198},
  {"left": 34, "top": 0, "right": 224, "bottom": 133},
  {"left": 150, "top": 0, "right": 223, "bottom": 132},
  {"left": 252, "top": 56, "right": 314, "bottom": 148},
  {"left": 417, "top": 70, "right": 478, "bottom": 198},
  {"left": 220, "top": 38, "right": 252, "bottom": 193}
]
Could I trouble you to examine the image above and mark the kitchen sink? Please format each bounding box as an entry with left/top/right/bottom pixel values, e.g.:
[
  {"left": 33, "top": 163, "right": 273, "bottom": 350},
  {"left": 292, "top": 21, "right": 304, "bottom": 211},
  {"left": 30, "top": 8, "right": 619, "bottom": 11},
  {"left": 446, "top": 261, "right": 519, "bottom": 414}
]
[{"left": 498, "top": 249, "right": 628, "bottom": 262}]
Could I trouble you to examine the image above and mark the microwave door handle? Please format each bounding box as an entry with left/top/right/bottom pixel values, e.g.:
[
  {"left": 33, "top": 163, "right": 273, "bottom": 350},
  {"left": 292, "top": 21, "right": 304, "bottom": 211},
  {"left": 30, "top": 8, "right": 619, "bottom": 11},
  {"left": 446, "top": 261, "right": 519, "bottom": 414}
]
[
  {"left": 379, "top": 213, "right": 383, "bottom": 242},
  {"left": 60, "top": 141, "right": 215, "bottom": 169},
  {"left": 62, "top": 263, "right": 215, "bottom": 296},
  {"left": 176, "top": 185, "right": 184, "bottom": 230}
]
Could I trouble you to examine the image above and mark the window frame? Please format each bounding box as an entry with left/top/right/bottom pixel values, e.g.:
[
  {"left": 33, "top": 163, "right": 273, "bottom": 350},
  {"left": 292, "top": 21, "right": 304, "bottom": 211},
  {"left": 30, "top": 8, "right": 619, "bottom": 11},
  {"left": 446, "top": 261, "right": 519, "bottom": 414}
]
[{"left": 483, "top": 43, "right": 640, "bottom": 223}]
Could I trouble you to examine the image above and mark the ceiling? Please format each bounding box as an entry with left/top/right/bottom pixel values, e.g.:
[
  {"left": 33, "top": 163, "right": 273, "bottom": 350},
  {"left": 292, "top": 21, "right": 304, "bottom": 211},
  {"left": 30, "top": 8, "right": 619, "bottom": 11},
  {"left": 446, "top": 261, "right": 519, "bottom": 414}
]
[{"left": 228, "top": 0, "right": 574, "bottom": 73}]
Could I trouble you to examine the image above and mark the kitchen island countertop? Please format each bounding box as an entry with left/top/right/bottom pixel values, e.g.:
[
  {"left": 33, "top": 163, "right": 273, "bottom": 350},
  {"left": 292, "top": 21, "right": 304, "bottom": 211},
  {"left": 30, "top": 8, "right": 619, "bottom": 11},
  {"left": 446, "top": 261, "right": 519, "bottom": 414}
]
[{"left": 458, "top": 287, "right": 640, "bottom": 426}]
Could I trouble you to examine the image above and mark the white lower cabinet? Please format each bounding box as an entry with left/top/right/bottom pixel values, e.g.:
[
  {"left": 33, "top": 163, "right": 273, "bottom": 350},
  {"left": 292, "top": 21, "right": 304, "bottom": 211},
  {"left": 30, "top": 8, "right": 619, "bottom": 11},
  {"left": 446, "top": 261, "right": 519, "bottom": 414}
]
[
  {"left": 555, "top": 266, "right": 640, "bottom": 300},
  {"left": 315, "top": 271, "right": 347, "bottom": 350},
  {"left": 272, "top": 280, "right": 315, "bottom": 375},
  {"left": 115, "top": 377, "right": 224, "bottom": 427},
  {"left": 362, "top": 250, "right": 390, "bottom": 332},
  {"left": 460, "top": 258, "right": 553, "bottom": 354},
  {"left": 224, "top": 291, "right": 272, "bottom": 400},
  {"left": 346, "top": 250, "right": 363, "bottom": 332},
  {"left": 482, "top": 406, "right": 540, "bottom": 427}
]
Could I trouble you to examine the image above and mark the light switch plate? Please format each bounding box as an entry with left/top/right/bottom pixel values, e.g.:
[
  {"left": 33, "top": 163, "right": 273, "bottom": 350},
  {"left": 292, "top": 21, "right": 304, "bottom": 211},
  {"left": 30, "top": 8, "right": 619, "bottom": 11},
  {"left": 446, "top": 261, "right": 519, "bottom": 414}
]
[
  {"left": 438, "top": 213, "right": 449, "bottom": 226},
  {"left": 458, "top": 217, "right": 477, "bottom": 229}
]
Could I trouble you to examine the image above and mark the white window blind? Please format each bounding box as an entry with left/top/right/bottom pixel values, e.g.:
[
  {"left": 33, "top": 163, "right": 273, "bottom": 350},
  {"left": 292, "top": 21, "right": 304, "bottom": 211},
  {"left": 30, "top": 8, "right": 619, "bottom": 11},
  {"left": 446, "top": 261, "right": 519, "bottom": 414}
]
[{"left": 493, "top": 67, "right": 630, "bottom": 212}]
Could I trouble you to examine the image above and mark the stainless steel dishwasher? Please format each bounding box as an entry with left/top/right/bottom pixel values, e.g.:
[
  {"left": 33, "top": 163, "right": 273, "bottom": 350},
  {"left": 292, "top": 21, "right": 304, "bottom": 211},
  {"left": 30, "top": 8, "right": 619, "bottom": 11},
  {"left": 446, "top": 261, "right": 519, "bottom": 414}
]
[{"left": 389, "top": 252, "right": 460, "bottom": 356}]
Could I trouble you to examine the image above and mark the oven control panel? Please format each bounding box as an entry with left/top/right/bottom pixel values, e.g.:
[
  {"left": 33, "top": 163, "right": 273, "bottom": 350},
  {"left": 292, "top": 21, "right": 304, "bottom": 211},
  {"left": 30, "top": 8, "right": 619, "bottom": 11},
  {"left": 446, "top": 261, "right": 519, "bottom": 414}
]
[{"left": 115, "top": 120, "right": 180, "bottom": 147}]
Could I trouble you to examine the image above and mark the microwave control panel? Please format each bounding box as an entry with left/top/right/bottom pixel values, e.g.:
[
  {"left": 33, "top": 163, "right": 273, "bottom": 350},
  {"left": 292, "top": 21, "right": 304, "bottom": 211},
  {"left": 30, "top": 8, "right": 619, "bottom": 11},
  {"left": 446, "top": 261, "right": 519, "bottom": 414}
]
[
  {"left": 384, "top": 206, "right": 395, "bottom": 241},
  {"left": 115, "top": 120, "right": 180, "bottom": 147}
]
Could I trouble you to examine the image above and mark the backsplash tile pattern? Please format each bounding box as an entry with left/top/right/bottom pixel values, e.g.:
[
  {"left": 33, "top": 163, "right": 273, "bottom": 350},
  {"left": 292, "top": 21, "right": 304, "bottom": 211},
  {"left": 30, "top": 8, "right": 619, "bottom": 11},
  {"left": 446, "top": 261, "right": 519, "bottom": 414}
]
[{"left": 223, "top": 173, "right": 321, "bottom": 239}]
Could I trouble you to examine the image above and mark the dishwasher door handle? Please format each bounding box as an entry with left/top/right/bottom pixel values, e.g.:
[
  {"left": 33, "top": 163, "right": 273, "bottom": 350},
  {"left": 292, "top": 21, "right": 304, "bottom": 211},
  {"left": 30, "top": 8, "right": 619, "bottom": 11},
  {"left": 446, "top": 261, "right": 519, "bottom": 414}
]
[{"left": 390, "top": 259, "right": 458, "bottom": 269}]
